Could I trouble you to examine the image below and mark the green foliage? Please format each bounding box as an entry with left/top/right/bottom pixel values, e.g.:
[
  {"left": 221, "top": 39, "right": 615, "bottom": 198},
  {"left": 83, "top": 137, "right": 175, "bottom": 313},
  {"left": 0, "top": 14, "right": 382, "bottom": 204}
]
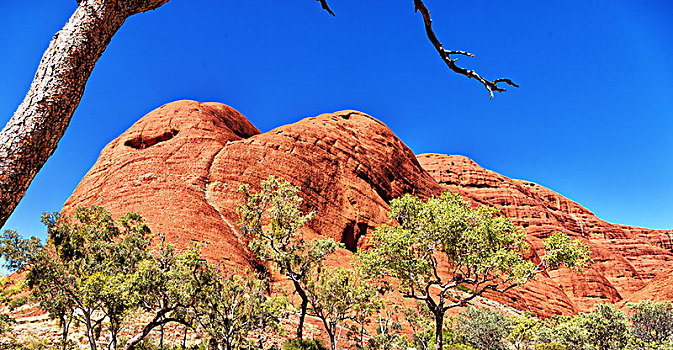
[
  {"left": 195, "top": 269, "right": 289, "bottom": 350},
  {"left": 534, "top": 343, "right": 566, "bottom": 350},
  {"left": 357, "top": 191, "right": 591, "bottom": 350},
  {"left": 549, "top": 315, "right": 591, "bottom": 350},
  {"left": 508, "top": 314, "right": 541, "bottom": 350},
  {"left": 627, "top": 300, "right": 673, "bottom": 345},
  {"left": 549, "top": 304, "right": 628, "bottom": 350},
  {"left": 304, "top": 266, "right": 381, "bottom": 350},
  {"left": 0, "top": 230, "right": 42, "bottom": 270},
  {"left": 0, "top": 337, "right": 52, "bottom": 350},
  {"left": 543, "top": 233, "right": 592, "bottom": 272},
  {"left": 238, "top": 176, "right": 318, "bottom": 277},
  {"left": 366, "top": 302, "right": 407, "bottom": 350},
  {"left": 282, "top": 338, "right": 329, "bottom": 350},
  {"left": 402, "top": 302, "right": 435, "bottom": 350},
  {"left": 0, "top": 206, "right": 152, "bottom": 350},
  {"left": 584, "top": 303, "right": 629, "bottom": 350},
  {"left": 238, "top": 176, "right": 339, "bottom": 340},
  {"left": 456, "top": 308, "right": 511, "bottom": 350},
  {"left": 0, "top": 277, "right": 20, "bottom": 336},
  {"left": 8, "top": 295, "right": 28, "bottom": 310},
  {"left": 122, "top": 236, "right": 216, "bottom": 350},
  {"left": 358, "top": 192, "right": 535, "bottom": 297}
]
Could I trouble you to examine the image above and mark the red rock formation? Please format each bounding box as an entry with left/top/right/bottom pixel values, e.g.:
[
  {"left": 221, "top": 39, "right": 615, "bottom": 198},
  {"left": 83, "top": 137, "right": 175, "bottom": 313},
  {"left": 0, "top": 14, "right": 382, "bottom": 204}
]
[
  {"left": 62, "top": 100, "right": 672, "bottom": 317},
  {"left": 63, "top": 101, "right": 441, "bottom": 267},
  {"left": 417, "top": 154, "right": 673, "bottom": 313},
  {"left": 620, "top": 268, "right": 673, "bottom": 305}
]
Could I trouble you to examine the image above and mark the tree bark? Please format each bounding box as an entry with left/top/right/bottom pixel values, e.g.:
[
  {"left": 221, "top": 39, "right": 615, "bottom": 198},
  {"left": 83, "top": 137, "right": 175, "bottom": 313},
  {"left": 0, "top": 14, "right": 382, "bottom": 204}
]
[
  {"left": 434, "top": 310, "right": 444, "bottom": 350},
  {"left": 293, "top": 280, "right": 309, "bottom": 341},
  {"left": 86, "top": 317, "right": 98, "bottom": 350},
  {"left": 122, "top": 309, "right": 172, "bottom": 350},
  {"left": 0, "top": 0, "right": 168, "bottom": 228}
]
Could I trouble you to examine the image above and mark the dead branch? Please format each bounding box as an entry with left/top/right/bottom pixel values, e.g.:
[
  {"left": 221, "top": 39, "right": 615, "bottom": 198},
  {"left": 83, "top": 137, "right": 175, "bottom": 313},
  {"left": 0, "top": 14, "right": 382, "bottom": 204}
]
[
  {"left": 413, "top": 0, "right": 518, "bottom": 98},
  {"left": 316, "top": 0, "right": 335, "bottom": 16}
]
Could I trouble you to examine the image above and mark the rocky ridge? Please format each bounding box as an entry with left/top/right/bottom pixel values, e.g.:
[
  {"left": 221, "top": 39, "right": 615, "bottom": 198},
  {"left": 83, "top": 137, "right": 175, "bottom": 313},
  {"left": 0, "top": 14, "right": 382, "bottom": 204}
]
[{"left": 59, "top": 100, "right": 672, "bottom": 317}]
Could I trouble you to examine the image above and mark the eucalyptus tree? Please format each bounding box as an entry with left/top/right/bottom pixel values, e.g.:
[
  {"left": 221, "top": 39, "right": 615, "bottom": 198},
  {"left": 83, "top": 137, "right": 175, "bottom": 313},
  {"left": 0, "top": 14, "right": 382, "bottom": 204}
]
[
  {"left": 627, "top": 301, "right": 673, "bottom": 347},
  {"left": 0, "top": 206, "right": 151, "bottom": 350},
  {"left": 357, "top": 192, "right": 592, "bottom": 350},
  {"left": 456, "top": 308, "right": 510, "bottom": 350},
  {"left": 304, "top": 266, "right": 381, "bottom": 350},
  {"left": 0, "top": 0, "right": 516, "bottom": 229},
  {"left": 121, "top": 237, "right": 213, "bottom": 350},
  {"left": 194, "top": 269, "right": 289, "bottom": 350},
  {"left": 238, "top": 176, "right": 339, "bottom": 340}
]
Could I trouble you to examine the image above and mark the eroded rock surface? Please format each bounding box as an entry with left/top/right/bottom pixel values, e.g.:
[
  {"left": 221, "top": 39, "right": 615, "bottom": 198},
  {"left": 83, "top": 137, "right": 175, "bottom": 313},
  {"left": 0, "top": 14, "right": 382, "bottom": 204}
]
[
  {"left": 62, "top": 101, "right": 672, "bottom": 317},
  {"left": 417, "top": 154, "right": 673, "bottom": 313}
]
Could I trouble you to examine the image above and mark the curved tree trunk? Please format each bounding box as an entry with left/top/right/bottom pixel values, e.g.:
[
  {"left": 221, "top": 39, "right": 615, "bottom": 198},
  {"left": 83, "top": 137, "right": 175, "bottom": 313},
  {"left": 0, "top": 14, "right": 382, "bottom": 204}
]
[{"left": 0, "top": 0, "right": 168, "bottom": 228}]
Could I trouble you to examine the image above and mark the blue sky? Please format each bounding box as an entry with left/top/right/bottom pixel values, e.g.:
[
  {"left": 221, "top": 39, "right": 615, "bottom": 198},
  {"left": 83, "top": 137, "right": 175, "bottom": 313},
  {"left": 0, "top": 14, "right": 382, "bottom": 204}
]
[{"left": 1, "top": 0, "right": 672, "bottom": 240}]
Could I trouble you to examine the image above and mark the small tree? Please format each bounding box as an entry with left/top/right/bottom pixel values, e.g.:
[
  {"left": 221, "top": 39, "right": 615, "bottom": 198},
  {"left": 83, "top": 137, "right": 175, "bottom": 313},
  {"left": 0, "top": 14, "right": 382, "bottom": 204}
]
[
  {"left": 304, "top": 267, "right": 381, "bottom": 350},
  {"left": 122, "top": 237, "right": 213, "bottom": 350},
  {"left": 507, "top": 314, "right": 541, "bottom": 350},
  {"left": 238, "top": 176, "right": 339, "bottom": 340},
  {"left": 456, "top": 308, "right": 510, "bottom": 350},
  {"left": 194, "top": 269, "right": 288, "bottom": 350},
  {"left": 367, "top": 302, "right": 407, "bottom": 350},
  {"left": 583, "top": 303, "right": 629, "bottom": 350},
  {"left": 403, "top": 302, "right": 435, "bottom": 350},
  {"left": 1, "top": 207, "right": 151, "bottom": 350},
  {"left": 357, "top": 192, "right": 592, "bottom": 350},
  {"left": 549, "top": 316, "right": 589, "bottom": 350},
  {"left": 627, "top": 301, "right": 673, "bottom": 346},
  {"left": 0, "top": 278, "right": 19, "bottom": 338}
]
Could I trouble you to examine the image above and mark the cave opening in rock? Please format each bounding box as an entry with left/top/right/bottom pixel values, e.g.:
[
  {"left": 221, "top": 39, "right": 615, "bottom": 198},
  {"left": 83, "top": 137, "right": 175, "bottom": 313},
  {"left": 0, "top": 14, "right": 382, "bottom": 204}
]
[{"left": 124, "top": 129, "right": 179, "bottom": 149}]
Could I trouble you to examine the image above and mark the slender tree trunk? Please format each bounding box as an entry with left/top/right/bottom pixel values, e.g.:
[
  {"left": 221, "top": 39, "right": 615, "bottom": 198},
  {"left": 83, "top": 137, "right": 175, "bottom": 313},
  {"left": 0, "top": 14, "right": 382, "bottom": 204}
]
[
  {"left": 329, "top": 330, "right": 336, "bottom": 350},
  {"left": 182, "top": 326, "right": 188, "bottom": 350},
  {"left": 60, "top": 314, "right": 72, "bottom": 350},
  {"left": 86, "top": 318, "right": 98, "bottom": 350},
  {"left": 159, "top": 320, "right": 164, "bottom": 350},
  {"left": 434, "top": 310, "right": 444, "bottom": 350},
  {"left": 123, "top": 311, "right": 169, "bottom": 350},
  {"left": 293, "top": 280, "right": 309, "bottom": 340},
  {"left": 0, "top": 0, "right": 169, "bottom": 228}
]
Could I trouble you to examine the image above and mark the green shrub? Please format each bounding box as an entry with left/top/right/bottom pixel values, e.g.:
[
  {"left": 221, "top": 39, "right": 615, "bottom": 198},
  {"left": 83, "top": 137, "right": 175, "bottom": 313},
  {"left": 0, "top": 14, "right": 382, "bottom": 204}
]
[
  {"left": 456, "top": 308, "right": 510, "bottom": 350},
  {"left": 9, "top": 295, "right": 28, "bottom": 310},
  {"left": 535, "top": 343, "right": 566, "bottom": 350},
  {"left": 283, "top": 338, "right": 329, "bottom": 350}
]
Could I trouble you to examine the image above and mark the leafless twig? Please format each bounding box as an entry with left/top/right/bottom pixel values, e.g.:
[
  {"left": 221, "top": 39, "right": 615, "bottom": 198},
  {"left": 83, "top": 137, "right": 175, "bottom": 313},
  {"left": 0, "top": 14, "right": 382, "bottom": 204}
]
[
  {"left": 316, "top": 0, "right": 335, "bottom": 16},
  {"left": 413, "top": 0, "right": 518, "bottom": 98}
]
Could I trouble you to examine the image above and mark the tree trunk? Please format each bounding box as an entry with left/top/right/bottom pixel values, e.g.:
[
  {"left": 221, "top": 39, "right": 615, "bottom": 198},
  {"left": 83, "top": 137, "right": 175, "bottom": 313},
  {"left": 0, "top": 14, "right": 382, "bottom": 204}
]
[
  {"left": 434, "top": 310, "right": 444, "bottom": 350},
  {"left": 159, "top": 321, "right": 164, "bottom": 350},
  {"left": 123, "top": 311, "right": 168, "bottom": 350},
  {"left": 60, "top": 314, "right": 71, "bottom": 350},
  {"left": 329, "top": 330, "right": 336, "bottom": 350},
  {"left": 293, "top": 280, "right": 309, "bottom": 341},
  {"left": 182, "top": 326, "right": 188, "bottom": 349},
  {"left": 86, "top": 319, "right": 98, "bottom": 350},
  {"left": 0, "top": 0, "right": 169, "bottom": 228}
]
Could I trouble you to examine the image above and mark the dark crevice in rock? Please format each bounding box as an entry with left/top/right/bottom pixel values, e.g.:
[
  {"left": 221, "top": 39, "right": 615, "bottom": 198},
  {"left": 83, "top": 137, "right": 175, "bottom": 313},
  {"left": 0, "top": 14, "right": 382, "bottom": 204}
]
[
  {"left": 341, "top": 221, "right": 367, "bottom": 252},
  {"left": 124, "top": 129, "right": 179, "bottom": 149}
]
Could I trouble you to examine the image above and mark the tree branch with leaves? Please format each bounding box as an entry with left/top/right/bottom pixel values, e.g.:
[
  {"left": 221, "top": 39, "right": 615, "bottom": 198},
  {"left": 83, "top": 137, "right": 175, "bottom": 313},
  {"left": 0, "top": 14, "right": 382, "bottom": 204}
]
[
  {"left": 357, "top": 191, "right": 591, "bottom": 350},
  {"left": 238, "top": 176, "right": 340, "bottom": 341}
]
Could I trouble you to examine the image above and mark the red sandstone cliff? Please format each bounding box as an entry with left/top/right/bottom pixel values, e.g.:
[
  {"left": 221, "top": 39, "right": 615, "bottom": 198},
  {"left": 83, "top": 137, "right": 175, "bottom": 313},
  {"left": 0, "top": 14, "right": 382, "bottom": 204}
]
[
  {"left": 417, "top": 154, "right": 673, "bottom": 313},
  {"left": 62, "top": 100, "right": 673, "bottom": 317}
]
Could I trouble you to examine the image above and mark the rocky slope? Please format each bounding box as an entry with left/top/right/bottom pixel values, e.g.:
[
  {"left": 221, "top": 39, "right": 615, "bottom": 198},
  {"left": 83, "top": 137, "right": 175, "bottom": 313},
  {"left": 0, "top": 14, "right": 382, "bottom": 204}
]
[
  {"left": 63, "top": 100, "right": 442, "bottom": 267},
  {"left": 417, "top": 154, "right": 673, "bottom": 313},
  {"left": 61, "top": 100, "right": 672, "bottom": 317}
]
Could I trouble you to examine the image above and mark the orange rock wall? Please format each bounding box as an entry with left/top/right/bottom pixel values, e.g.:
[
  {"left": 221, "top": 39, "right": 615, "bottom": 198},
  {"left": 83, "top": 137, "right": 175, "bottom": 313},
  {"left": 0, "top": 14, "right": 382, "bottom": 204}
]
[{"left": 63, "top": 100, "right": 673, "bottom": 317}]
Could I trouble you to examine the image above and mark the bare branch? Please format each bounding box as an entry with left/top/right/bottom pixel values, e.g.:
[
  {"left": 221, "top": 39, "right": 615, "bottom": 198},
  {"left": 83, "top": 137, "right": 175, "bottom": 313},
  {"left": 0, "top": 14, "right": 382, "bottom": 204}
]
[
  {"left": 413, "top": 0, "right": 518, "bottom": 98},
  {"left": 316, "top": 0, "right": 336, "bottom": 16}
]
